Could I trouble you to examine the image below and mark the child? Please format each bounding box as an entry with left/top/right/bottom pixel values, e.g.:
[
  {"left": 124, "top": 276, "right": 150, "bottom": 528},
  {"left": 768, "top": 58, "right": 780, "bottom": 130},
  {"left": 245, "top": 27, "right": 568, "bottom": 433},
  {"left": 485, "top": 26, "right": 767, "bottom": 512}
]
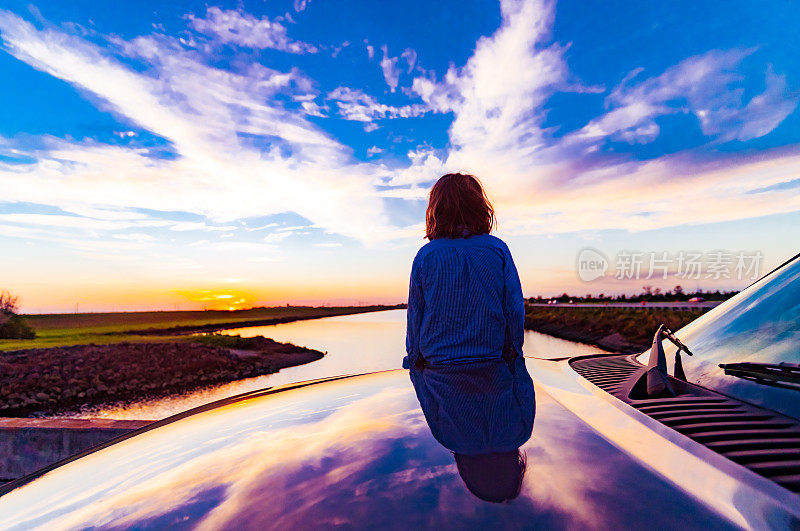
[
  {"left": 404, "top": 172, "right": 526, "bottom": 370},
  {"left": 405, "top": 173, "right": 535, "bottom": 503}
]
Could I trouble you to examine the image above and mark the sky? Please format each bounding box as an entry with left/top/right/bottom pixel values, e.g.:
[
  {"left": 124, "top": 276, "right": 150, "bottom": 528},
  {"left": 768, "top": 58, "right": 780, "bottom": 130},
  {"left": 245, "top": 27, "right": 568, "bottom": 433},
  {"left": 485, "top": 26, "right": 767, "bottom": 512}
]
[{"left": 0, "top": 0, "right": 799, "bottom": 313}]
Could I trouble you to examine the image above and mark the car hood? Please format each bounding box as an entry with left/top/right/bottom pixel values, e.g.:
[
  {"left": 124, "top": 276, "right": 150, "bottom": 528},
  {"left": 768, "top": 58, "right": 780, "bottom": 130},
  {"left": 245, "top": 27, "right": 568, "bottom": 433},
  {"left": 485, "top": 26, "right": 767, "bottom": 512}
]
[{"left": 0, "top": 365, "right": 740, "bottom": 530}]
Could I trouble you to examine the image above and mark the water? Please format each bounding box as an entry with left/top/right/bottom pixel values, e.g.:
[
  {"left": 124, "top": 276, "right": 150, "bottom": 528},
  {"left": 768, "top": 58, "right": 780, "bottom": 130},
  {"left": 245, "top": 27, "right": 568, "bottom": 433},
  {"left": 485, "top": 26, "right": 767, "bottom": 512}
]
[{"left": 69, "top": 309, "right": 603, "bottom": 420}]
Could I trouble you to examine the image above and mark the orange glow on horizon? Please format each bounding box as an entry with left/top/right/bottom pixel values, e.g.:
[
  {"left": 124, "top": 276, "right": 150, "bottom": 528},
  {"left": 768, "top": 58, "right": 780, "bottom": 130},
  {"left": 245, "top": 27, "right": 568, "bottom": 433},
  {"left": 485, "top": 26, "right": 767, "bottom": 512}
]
[
  {"left": 173, "top": 289, "right": 256, "bottom": 311},
  {"left": 6, "top": 244, "right": 765, "bottom": 314}
]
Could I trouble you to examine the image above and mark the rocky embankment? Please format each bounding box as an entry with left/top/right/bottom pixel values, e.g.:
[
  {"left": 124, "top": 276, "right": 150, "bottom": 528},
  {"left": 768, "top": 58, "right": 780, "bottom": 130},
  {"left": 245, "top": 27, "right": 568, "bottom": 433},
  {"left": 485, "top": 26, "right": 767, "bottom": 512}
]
[
  {"left": 524, "top": 306, "right": 707, "bottom": 353},
  {"left": 0, "top": 338, "right": 323, "bottom": 417}
]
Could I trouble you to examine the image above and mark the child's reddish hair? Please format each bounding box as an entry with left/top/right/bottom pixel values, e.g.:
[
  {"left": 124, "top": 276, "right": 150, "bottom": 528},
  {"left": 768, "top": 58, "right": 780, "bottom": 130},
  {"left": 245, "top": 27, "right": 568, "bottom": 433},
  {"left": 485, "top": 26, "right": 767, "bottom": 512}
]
[{"left": 425, "top": 173, "right": 495, "bottom": 240}]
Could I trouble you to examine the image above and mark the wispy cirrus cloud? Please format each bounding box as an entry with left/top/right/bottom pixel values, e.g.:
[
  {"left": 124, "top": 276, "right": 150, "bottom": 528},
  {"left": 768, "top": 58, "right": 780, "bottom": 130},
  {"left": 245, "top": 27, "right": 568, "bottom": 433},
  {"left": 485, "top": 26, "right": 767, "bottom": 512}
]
[
  {"left": 402, "top": 0, "right": 800, "bottom": 234},
  {"left": 576, "top": 49, "right": 800, "bottom": 144},
  {"left": 327, "top": 86, "right": 431, "bottom": 122},
  {"left": 0, "top": 9, "right": 401, "bottom": 247},
  {"left": 188, "top": 7, "right": 318, "bottom": 54},
  {"left": 0, "top": 213, "right": 164, "bottom": 231},
  {"left": 0, "top": 0, "right": 798, "bottom": 255},
  {"left": 293, "top": 0, "right": 310, "bottom": 14},
  {"left": 400, "top": 48, "right": 417, "bottom": 74},
  {"left": 379, "top": 45, "right": 401, "bottom": 92},
  {"left": 410, "top": 0, "right": 568, "bottom": 174}
]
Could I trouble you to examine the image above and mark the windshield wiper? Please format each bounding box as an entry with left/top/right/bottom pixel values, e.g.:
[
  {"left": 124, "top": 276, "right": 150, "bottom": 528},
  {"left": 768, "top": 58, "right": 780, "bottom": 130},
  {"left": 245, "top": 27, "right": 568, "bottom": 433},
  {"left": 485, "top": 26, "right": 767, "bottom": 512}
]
[
  {"left": 719, "top": 362, "right": 800, "bottom": 392},
  {"left": 661, "top": 327, "right": 694, "bottom": 357},
  {"left": 642, "top": 325, "right": 695, "bottom": 397},
  {"left": 660, "top": 326, "right": 693, "bottom": 381}
]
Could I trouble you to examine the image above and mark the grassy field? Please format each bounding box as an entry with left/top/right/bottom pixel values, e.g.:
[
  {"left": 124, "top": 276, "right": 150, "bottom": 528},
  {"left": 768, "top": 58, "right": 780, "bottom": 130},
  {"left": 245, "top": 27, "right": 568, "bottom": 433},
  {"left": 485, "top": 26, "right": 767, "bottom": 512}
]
[
  {"left": 524, "top": 305, "right": 709, "bottom": 353},
  {"left": 0, "top": 305, "right": 400, "bottom": 351}
]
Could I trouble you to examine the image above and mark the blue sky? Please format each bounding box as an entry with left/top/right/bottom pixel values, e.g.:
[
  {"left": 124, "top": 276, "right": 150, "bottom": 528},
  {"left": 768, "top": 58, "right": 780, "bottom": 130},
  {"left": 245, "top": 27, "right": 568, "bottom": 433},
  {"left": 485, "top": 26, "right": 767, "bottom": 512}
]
[{"left": 0, "top": 0, "right": 799, "bottom": 312}]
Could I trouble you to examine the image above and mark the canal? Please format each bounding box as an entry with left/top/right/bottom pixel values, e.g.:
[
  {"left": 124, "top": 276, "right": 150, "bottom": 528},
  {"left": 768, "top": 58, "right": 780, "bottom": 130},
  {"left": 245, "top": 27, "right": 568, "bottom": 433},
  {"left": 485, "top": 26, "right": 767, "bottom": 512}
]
[{"left": 67, "top": 309, "right": 604, "bottom": 420}]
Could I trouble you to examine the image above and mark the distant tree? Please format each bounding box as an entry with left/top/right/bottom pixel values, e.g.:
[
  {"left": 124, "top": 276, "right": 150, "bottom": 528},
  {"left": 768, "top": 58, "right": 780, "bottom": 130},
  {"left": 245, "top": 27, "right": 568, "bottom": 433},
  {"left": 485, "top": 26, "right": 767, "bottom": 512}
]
[
  {"left": 0, "top": 290, "right": 19, "bottom": 315},
  {"left": 673, "top": 285, "right": 684, "bottom": 296},
  {"left": 0, "top": 290, "right": 35, "bottom": 339}
]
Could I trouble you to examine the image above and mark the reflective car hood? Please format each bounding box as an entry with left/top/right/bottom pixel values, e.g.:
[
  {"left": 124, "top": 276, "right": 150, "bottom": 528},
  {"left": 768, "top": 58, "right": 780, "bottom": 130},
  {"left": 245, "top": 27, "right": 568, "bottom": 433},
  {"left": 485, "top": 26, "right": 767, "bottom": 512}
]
[
  {"left": 638, "top": 255, "right": 800, "bottom": 420},
  {"left": 0, "top": 367, "right": 735, "bottom": 530}
]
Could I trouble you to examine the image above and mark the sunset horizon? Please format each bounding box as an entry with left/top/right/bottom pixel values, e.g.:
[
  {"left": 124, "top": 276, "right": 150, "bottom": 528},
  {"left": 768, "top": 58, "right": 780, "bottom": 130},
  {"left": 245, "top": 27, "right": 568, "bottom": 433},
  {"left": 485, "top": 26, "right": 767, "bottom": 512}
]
[{"left": 1, "top": 0, "right": 798, "bottom": 313}]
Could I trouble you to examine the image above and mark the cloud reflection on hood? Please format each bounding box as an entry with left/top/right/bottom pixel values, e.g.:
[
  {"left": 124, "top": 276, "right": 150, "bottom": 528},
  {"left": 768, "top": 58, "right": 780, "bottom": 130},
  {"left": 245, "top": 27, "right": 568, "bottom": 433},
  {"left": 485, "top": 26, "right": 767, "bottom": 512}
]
[{"left": 0, "top": 371, "right": 732, "bottom": 530}]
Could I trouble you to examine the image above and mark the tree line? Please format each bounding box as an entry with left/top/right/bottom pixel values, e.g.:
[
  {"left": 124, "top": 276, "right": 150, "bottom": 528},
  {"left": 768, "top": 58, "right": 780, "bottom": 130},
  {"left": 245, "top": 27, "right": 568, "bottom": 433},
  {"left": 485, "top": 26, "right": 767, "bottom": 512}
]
[{"left": 527, "top": 285, "right": 739, "bottom": 304}]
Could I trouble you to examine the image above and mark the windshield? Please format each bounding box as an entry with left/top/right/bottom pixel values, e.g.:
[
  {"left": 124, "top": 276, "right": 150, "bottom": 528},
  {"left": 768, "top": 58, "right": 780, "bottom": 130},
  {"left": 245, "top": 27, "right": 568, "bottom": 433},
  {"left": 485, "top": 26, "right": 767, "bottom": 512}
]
[{"left": 638, "top": 254, "right": 800, "bottom": 420}]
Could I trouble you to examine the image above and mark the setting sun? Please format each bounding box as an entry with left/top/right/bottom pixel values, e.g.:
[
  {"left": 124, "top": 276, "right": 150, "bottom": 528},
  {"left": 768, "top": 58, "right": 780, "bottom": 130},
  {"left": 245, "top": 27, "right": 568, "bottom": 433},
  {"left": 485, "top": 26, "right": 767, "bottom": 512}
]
[{"left": 174, "top": 289, "right": 256, "bottom": 311}]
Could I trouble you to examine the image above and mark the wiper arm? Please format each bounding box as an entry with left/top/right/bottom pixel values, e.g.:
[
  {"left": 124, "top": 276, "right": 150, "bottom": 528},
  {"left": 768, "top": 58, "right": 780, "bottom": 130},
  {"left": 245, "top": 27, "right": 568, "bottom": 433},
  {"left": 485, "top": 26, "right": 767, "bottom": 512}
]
[
  {"left": 643, "top": 325, "right": 695, "bottom": 396},
  {"left": 660, "top": 326, "right": 693, "bottom": 382},
  {"left": 719, "top": 362, "right": 800, "bottom": 391},
  {"left": 661, "top": 327, "right": 694, "bottom": 357}
]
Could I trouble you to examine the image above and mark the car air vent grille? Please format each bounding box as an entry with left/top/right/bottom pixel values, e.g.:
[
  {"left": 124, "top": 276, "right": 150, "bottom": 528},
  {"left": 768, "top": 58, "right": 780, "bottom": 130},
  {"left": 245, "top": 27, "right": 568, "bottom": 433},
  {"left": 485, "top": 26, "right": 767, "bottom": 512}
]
[{"left": 571, "top": 354, "right": 800, "bottom": 494}]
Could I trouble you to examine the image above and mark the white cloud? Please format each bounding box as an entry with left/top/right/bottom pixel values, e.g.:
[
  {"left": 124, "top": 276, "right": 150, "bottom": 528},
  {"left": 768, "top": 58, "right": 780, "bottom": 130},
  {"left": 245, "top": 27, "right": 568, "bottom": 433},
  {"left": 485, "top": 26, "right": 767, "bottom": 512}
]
[
  {"left": 327, "top": 86, "right": 430, "bottom": 122},
  {"left": 300, "top": 100, "right": 327, "bottom": 117},
  {"left": 591, "top": 49, "right": 799, "bottom": 144},
  {"left": 188, "top": 7, "right": 317, "bottom": 54},
  {"left": 243, "top": 222, "right": 278, "bottom": 232},
  {"left": 380, "top": 45, "right": 400, "bottom": 92},
  {"left": 572, "top": 101, "right": 665, "bottom": 143},
  {"left": 722, "top": 67, "right": 797, "bottom": 141},
  {"left": 168, "top": 222, "right": 238, "bottom": 232},
  {"left": 410, "top": 0, "right": 568, "bottom": 185},
  {"left": 401, "top": 48, "right": 417, "bottom": 73},
  {"left": 406, "top": 0, "right": 800, "bottom": 235},
  {"left": 0, "top": 213, "right": 141, "bottom": 231},
  {"left": 366, "top": 146, "right": 383, "bottom": 156},
  {"left": 113, "top": 233, "right": 156, "bottom": 242},
  {"left": 263, "top": 232, "right": 291, "bottom": 243},
  {"left": 386, "top": 147, "right": 445, "bottom": 188},
  {"left": 0, "top": 0, "right": 798, "bottom": 261},
  {"left": 0, "top": 10, "right": 396, "bottom": 245},
  {"left": 293, "top": 0, "right": 310, "bottom": 13}
]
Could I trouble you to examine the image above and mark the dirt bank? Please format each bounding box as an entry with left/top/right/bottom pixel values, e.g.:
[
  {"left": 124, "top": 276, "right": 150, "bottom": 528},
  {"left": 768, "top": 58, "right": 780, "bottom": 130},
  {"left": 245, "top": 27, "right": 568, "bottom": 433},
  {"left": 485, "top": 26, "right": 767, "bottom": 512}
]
[
  {"left": 0, "top": 338, "right": 323, "bottom": 417},
  {"left": 524, "top": 306, "right": 709, "bottom": 353}
]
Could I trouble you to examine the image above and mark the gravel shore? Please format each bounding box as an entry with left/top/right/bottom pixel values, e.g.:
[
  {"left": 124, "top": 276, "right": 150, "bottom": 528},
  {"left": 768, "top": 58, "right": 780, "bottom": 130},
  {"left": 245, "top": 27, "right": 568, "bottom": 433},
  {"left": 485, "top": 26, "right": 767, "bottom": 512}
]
[{"left": 0, "top": 339, "right": 323, "bottom": 417}]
